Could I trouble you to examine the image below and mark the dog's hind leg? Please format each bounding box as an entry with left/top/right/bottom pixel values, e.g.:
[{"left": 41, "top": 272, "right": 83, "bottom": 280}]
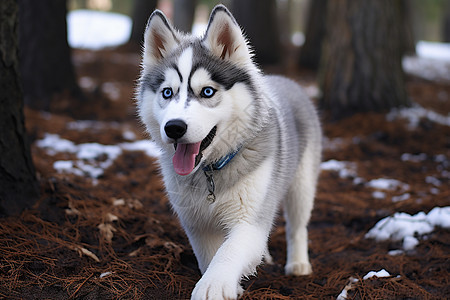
[{"left": 283, "top": 145, "right": 319, "bottom": 276}]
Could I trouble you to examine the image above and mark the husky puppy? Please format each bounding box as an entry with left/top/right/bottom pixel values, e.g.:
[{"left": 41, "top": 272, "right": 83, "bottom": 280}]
[{"left": 136, "top": 5, "right": 321, "bottom": 300}]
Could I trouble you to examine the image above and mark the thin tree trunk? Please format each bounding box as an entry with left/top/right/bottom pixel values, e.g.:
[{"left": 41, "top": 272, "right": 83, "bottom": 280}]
[
  {"left": 231, "top": 0, "right": 281, "bottom": 65},
  {"left": 298, "top": 0, "right": 328, "bottom": 70},
  {"left": 319, "top": 0, "right": 409, "bottom": 118},
  {"left": 173, "top": 0, "right": 197, "bottom": 33},
  {"left": 0, "top": 0, "right": 39, "bottom": 216},
  {"left": 130, "top": 0, "right": 158, "bottom": 44},
  {"left": 444, "top": 2, "right": 450, "bottom": 42}
]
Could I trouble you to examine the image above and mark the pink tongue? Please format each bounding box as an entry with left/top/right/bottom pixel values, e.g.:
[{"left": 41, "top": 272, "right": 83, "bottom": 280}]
[{"left": 172, "top": 142, "right": 202, "bottom": 175}]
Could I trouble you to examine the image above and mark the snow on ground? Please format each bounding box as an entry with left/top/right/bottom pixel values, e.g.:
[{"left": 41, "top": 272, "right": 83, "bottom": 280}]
[
  {"left": 67, "top": 10, "right": 131, "bottom": 50},
  {"left": 337, "top": 269, "right": 393, "bottom": 300},
  {"left": 36, "top": 133, "right": 161, "bottom": 179},
  {"left": 416, "top": 41, "right": 450, "bottom": 62},
  {"left": 365, "top": 207, "right": 450, "bottom": 251},
  {"left": 386, "top": 104, "right": 450, "bottom": 130},
  {"left": 403, "top": 41, "right": 450, "bottom": 82},
  {"left": 366, "top": 178, "right": 410, "bottom": 191},
  {"left": 320, "top": 159, "right": 364, "bottom": 185}
]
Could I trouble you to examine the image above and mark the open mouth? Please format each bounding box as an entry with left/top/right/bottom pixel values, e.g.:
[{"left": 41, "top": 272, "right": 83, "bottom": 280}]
[
  {"left": 172, "top": 126, "right": 217, "bottom": 175},
  {"left": 195, "top": 126, "right": 217, "bottom": 167}
]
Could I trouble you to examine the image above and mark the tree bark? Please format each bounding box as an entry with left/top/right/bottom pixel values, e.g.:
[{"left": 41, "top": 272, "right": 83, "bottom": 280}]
[
  {"left": 319, "top": 0, "right": 409, "bottom": 119},
  {"left": 18, "top": 0, "right": 80, "bottom": 110},
  {"left": 173, "top": 0, "right": 197, "bottom": 33},
  {"left": 298, "top": 0, "right": 328, "bottom": 70},
  {"left": 0, "top": 0, "right": 39, "bottom": 216},
  {"left": 129, "top": 0, "right": 158, "bottom": 44},
  {"left": 231, "top": 0, "right": 281, "bottom": 65},
  {"left": 444, "top": 1, "right": 450, "bottom": 42},
  {"left": 399, "top": 0, "right": 415, "bottom": 55}
]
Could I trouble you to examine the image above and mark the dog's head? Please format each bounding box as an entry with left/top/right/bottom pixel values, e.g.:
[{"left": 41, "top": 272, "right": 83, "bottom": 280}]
[{"left": 137, "top": 5, "right": 261, "bottom": 176}]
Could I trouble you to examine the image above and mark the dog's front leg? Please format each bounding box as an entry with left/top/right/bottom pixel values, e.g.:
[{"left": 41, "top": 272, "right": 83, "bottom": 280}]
[{"left": 191, "top": 223, "right": 267, "bottom": 300}]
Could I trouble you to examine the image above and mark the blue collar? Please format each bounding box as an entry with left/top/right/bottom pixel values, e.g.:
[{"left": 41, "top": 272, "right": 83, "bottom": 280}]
[{"left": 203, "top": 146, "right": 242, "bottom": 172}]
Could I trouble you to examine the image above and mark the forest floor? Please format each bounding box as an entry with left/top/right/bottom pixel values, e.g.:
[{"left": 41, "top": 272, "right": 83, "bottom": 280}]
[{"left": 1, "top": 45, "right": 449, "bottom": 299}]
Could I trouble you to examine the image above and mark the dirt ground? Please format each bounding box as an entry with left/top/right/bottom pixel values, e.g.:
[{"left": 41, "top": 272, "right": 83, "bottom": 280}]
[{"left": 0, "top": 45, "right": 449, "bottom": 299}]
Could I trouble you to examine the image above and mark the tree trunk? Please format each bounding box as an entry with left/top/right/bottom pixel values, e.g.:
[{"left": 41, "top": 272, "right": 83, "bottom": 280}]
[
  {"left": 319, "top": 0, "right": 409, "bottom": 118},
  {"left": 298, "top": 0, "right": 328, "bottom": 70},
  {"left": 444, "top": 1, "right": 450, "bottom": 42},
  {"left": 18, "top": 0, "right": 80, "bottom": 110},
  {"left": 173, "top": 0, "right": 197, "bottom": 33},
  {"left": 129, "top": 0, "right": 158, "bottom": 44},
  {"left": 231, "top": 0, "right": 281, "bottom": 65},
  {"left": 0, "top": 0, "right": 39, "bottom": 216},
  {"left": 399, "top": 0, "right": 415, "bottom": 55}
]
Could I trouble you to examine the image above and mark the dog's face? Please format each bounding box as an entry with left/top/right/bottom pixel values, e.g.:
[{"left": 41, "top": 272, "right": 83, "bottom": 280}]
[{"left": 138, "top": 6, "right": 257, "bottom": 176}]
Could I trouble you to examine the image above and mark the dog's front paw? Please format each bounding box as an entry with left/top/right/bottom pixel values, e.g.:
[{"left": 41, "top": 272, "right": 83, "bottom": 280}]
[
  {"left": 285, "top": 262, "right": 312, "bottom": 276},
  {"left": 191, "top": 276, "right": 243, "bottom": 300}
]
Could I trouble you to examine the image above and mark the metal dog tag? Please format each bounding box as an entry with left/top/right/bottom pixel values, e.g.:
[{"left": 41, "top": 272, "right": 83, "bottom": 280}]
[{"left": 204, "top": 170, "right": 216, "bottom": 203}]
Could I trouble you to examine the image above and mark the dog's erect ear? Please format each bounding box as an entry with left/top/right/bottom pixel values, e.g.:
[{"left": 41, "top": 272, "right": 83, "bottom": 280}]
[
  {"left": 143, "top": 10, "right": 179, "bottom": 67},
  {"left": 202, "top": 5, "right": 252, "bottom": 64}
]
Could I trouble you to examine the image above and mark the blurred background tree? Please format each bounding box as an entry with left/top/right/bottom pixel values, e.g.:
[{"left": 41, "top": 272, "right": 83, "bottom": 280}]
[
  {"left": 298, "top": 0, "right": 328, "bottom": 70},
  {"left": 19, "top": 0, "right": 81, "bottom": 111},
  {"left": 0, "top": 0, "right": 39, "bottom": 216},
  {"left": 173, "top": 0, "right": 197, "bottom": 33},
  {"left": 21, "top": 0, "right": 450, "bottom": 117},
  {"left": 318, "top": 0, "right": 411, "bottom": 118},
  {"left": 129, "top": 0, "right": 157, "bottom": 43},
  {"left": 231, "top": 0, "right": 281, "bottom": 65}
]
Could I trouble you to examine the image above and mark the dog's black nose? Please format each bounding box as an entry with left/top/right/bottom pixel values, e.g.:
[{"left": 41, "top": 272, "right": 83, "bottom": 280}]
[{"left": 164, "top": 119, "right": 187, "bottom": 140}]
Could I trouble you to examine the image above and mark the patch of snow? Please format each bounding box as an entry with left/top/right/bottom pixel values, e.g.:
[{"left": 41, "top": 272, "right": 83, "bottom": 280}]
[
  {"left": 321, "top": 159, "right": 347, "bottom": 171},
  {"left": 99, "top": 271, "right": 112, "bottom": 279},
  {"left": 392, "top": 193, "right": 410, "bottom": 203},
  {"left": 101, "top": 82, "right": 121, "bottom": 101},
  {"left": 122, "top": 130, "right": 137, "bottom": 141},
  {"left": 67, "top": 10, "right": 131, "bottom": 50},
  {"left": 320, "top": 159, "right": 358, "bottom": 179},
  {"left": 427, "top": 207, "right": 450, "bottom": 228},
  {"left": 366, "top": 178, "right": 409, "bottom": 191},
  {"left": 416, "top": 41, "right": 450, "bottom": 62},
  {"left": 365, "top": 207, "right": 450, "bottom": 250},
  {"left": 372, "top": 191, "right": 386, "bottom": 199},
  {"left": 336, "top": 277, "right": 358, "bottom": 300},
  {"left": 363, "top": 269, "right": 391, "bottom": 280},
  {"left": 425, "top": 176, "right": 442, "bottom": 187},
  {"left": 430, "top": 187, "right": 440, "bottom": 195},
  {"left": 79, "top": 76, "right": 96, "bottom": 90},
  {"left": 121, "top": 140, "right": 162, "bottom": 158},
  {"left": 388, "top": 249, "right": 404, "bottom": 256},
  {"left": 36, "top": 134, "right": 77, "bottom": 155},
  {"left": 337, "top": 270, "right": 395, "bottom": 299},
  {"left": 401, "top": 153, "right": 427, "bottom": 162},
  {"left": 37, "top": 134, "right": 161, "bottom": 178},
  {"left": 76, "top": 143, "right": 122, "bottom": 161},
  {"left": 402, "top": 236, "right": 419, "bottom": 251},
  {"left": 54, "top": 161, "right": 83, "bottom": 177},
  {"left": 387, "top": 104, "right": 450, "bottom": 130},
  {"left": 403, "top": 41, "right": 450, "bottom": 82}
]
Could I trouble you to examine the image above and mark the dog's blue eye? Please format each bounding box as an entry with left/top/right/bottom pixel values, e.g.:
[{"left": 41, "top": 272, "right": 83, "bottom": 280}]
[
  {"left": 200, "top": 87, "right": 216, "bottom": 98},
  {"left": 162, "top": 88, "right": 173, "bottom": 99}
]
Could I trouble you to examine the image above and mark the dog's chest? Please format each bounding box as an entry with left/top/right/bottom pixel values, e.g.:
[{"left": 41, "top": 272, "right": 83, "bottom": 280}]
[{"left": 167, "top": 157, "right": 275, "bottom": 229}]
